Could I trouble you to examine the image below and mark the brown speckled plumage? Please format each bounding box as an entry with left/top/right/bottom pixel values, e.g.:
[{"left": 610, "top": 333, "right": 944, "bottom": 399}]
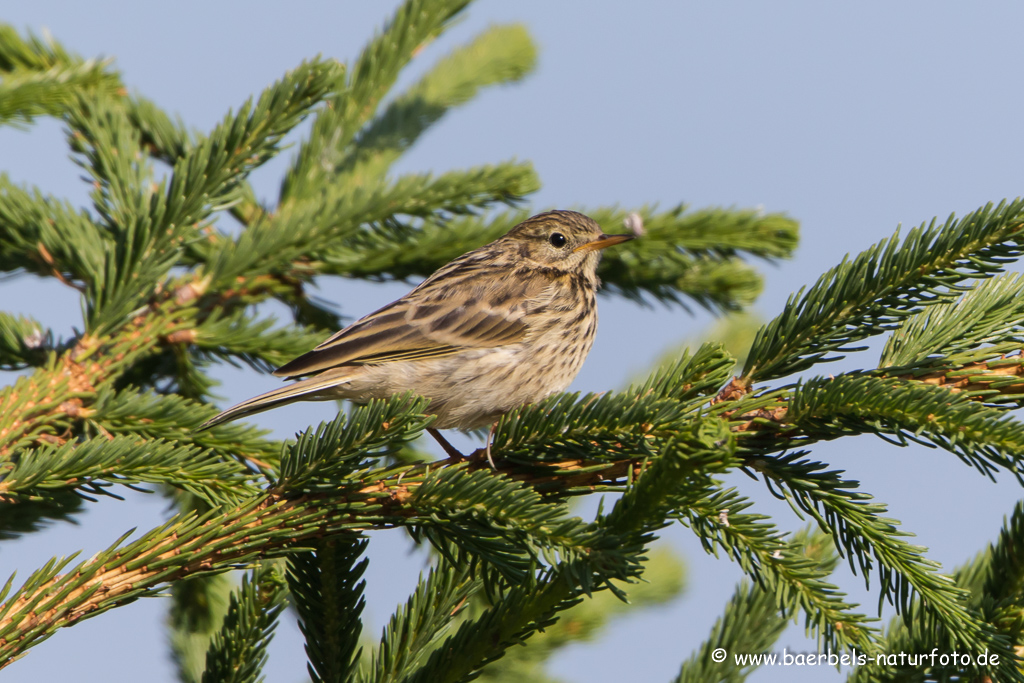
[{"left": 199, "top": 210, "right": 633, "bottom": 434}]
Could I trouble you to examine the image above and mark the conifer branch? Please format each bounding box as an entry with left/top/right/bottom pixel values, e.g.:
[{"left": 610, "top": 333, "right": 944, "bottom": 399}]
[
  {"left": 401, "top": 570, "right": 585, "bottom": 683},
  {"left": 288, "top": 539, "right": 368, "bottom": 683},
  {"left": 283, "top": 0, "right": 471, "bottom": 200},
  {"left": 0, "top": 175, "right": 109, "bottom": 284},
  {"left": 0, "top": 313, "right": 49, "bottom": 370},
  {"left": 887, "top": 355, "right": 1024, "bottom": 407},
  {"left": 360, "top": 554, "right": 477, "bottom": 683},
  {"left": 881, "top": 272, "right": 1024, "bottom": 369},
  {"left": 591, "top": 205, "right": 797, "bottom": 310},
  {"left": 0, "top": 25, "right": 121, "bottom": 125},
  {"left": 275, "top": 398, "right": 433, "bottom": 490},
  {"left": 0, "top": 301, "right": 187, "bottom": 457},
  {"left": 411, "top": 466, "right": 598, "bottom": 585},
  {"left": 400, "top": 424, "right": 726, "bottom": 682},
  {"left": 190, "top": 309, "right": 326, "bottom": 373},
  {"left": 749, "top": 453, "right": 1015, "bottom": 674},
  {"left": 673, "top": 530, "right": 838, "bottom": 683},
  {"left": 336, "top": 23, "right": 537, "bottom": 187},
  {"left": 0, "top": 60, "right": 118, "bottom": 126},
  {"left": 0, "top": 444, "right": 653, "bottom": 668},
  {"left": 680, "top": 491, "right": 878, "bottom": 653},
  {"left": 780, "top": 375, "right": 1024, "bottom": 481},
  {"left": 206, "top": 162, "right": 538, "bottom": 289},
  {"left": 89, "top": 388, "right": 280, "bottom": 470},
  {"left": 472, "top": 549, "right": 684, "bottom": 683},
  {"left": 169, "top": 572, "right": 234, "bottom": 683},
  {"left": 848, "top": 503, "right": 1024, "bottom": 683},
  {"left": 743, "top": 199, "right": 1024, "bottom": 384},
  {"left": 674, "top": 585, "right": 790, "bottom": 683},
  {"left": 592, "top": 205, "right": 799, "bottom": 260},
  {"left": 199, "top": 565, "right": 287, "bottom": 683},
  {"left": 122, "top": 93, "right": 194, "bottom": 162},
  {"left": 0, "top": 435, "right": 256, "bottom": 506}
]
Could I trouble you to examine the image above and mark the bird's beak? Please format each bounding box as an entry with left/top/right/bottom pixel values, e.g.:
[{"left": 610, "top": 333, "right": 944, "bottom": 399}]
[{"left": 573, "top": 233, "right": 635, "bottom": 254}]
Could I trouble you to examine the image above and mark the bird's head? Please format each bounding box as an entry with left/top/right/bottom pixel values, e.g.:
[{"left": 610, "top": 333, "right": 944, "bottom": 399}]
[{"left": 501, "top": 210, "right": 634, "bottom": 276}]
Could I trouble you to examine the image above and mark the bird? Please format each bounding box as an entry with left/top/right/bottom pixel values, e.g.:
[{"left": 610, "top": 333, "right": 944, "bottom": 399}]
[{"left": 198, "top": 210, "right": 634, "bottom": 461}]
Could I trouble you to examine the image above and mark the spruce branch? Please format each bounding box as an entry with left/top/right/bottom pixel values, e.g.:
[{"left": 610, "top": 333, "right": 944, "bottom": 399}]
[
  {"left": 65, "top": 93, "right": 190, "bottom": 334},
  {"left": 0, "top": 300, "right": 188, "bottom": 457},
  {"left": 122, "top": 92, "right": 194, "bottom": 162},
  {"left": 0, "top": 174, "right": 109, "bottom": 285},
  {"left": 206, "top": 161, "right": 538, "bottom": 289},
  {"left": 633, "top": 341, "right": 738, "bottom": 403},
  {"left": 887, "top": 355, "right": 1024, "bottom": 407},
  {"left": 750, "top": 453, "right": 1015, "bottom": 673},
  {"left": 743, "top": 199, "right": 1024, "bottom": 384},
  {"left": 592, "top": 204, "right": 799, "bottom": 260},
  {"left": 680, "top": 490, "right": 878, "bottom": 653},
  {"left": 170, "top": 572, "right": 234, "bottom": 683},
  {"left": 65, "top": 91, "right": 154, "bottom": 232},
  {"left": 336, "top": 23, "right": 536, "bottom": 188},
  {"left": 979, "top": 501, "right": 1024, "bottom": 611},
  {"left": 492, "top": 387, "right": 693, "bottom": 470},
  {"left": 848, "top": 503, "right": 1024, "bottom": 683},
  {"left": 361, "top": 552, "right": 477, "bottom": 683},
  {"left": 674, "top": 530, "right": 836, "bottom": 683},
  {"left": 160, "top": 57, "right": 340, "bottom": 228},
  {"left": 473, "top": 548, "right": 684, "bottom": 683},
  {"left": 190, "top": 308, "right": 327, "bottom": 373},
  {"left": 411, "top": 466, "right": 598, "bottom": 586},
  {"left": 0, "top": 435, "right": 257, "bottom": 506},
  {"left": 1, "top": 391, "right": 729, "bottom": 673},
  {"left": 89, "top": 387, "right": 280, "bottom": 472},
  {"left": 675, "top": 589, "right": 787, "bottom": 683},
  {"left": 658, "top": 255, "right": 766, "bottom": 312},
  {"left": 881, "top": 271, "right": 1024, "bottom": 369},
  {"left": 199, "top": 565, "right": 287, "bottom": 683},
  {"left": 401, "top": 423, "right": 730, "bottom": 682},
  {"left": 283, "top": 0, "right": 471, "bottom": 200},
  {"left": 288, "top": 539, "right": 368, "bottom": 683},
  {"left": 0, "top": 312, "right": 50, "bottom": 370},
  {"left": 0, "top": 24, "right": 121, "bottom": 125},
  {"left": 0, "top": 59, "right": 119, "bottom": 126},
  {"left": 68, "top": 58, "right": 338, "bottom": 334},
  {"left": 780, "top": 375, "right": 1024, "bottom": 482},
  {"left": 0, "top": 444, "right": 653, "bottom": 669},
  {"left": 276, "top": 396, "right": 433, "bottom": 491},
  {"left": 402, "top": 570, "right": 584, "bottom": 683},
  {"left": 590, "top": 204, "right": 797, "bottom": 310}
]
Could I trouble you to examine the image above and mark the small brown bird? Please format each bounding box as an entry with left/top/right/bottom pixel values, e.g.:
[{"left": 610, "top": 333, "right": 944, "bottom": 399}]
[{"left": 199, "top": 210, "right": 633, "bottom": 457}]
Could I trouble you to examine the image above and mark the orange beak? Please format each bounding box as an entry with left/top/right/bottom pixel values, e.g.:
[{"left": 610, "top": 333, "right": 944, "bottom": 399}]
[{"left": 573, "top": 233, "right": 635, "bottom": 254}]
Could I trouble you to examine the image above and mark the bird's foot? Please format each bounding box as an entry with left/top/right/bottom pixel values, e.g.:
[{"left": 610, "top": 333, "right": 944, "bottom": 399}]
[{"left": 428, "top": 428, "right": 466, "bottom": 463}]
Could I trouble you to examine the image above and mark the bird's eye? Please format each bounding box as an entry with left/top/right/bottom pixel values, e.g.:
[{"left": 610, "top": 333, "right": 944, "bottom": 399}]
[{"left": 549, "top": 232, "right": 567, "bottom": 248}]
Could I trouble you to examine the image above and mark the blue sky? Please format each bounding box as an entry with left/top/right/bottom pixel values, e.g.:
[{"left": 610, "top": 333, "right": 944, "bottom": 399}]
[{"left": 3, "top": 2, "right": 1024, "bottom": 681}]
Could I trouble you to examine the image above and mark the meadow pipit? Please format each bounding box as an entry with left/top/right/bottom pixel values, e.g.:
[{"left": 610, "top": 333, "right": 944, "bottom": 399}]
[{"left": 200, "top": 210, "right": 634, "bottom": 458}]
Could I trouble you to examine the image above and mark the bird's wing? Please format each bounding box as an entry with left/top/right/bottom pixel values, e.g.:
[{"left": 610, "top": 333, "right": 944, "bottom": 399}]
[{"left": 274, "top": 269, "right": 548, "bottom": 378}]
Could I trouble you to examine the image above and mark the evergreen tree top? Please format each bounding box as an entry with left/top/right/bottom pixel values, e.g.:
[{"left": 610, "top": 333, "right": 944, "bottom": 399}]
[{"left": 3, "top": 2, "right": 1024, "bottom": 682}]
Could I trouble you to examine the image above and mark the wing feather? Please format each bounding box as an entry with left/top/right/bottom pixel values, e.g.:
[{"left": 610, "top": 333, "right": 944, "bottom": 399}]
[{"left": 274, "top": 268, "right": 547, "bottom": 378}]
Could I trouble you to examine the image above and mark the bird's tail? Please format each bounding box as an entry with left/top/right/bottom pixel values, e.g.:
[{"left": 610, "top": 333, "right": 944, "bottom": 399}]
[{"left": 196, "top": 369, "right": 352, "bottom": 431}]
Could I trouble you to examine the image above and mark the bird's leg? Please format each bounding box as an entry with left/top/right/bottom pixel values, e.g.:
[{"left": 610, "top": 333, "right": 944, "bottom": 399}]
[
  {"left": 428, "top": 428, "right": 465, "bottom": 462},
  {"left": 483, "top": 421, "right": 498, "bottom": 470}
]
